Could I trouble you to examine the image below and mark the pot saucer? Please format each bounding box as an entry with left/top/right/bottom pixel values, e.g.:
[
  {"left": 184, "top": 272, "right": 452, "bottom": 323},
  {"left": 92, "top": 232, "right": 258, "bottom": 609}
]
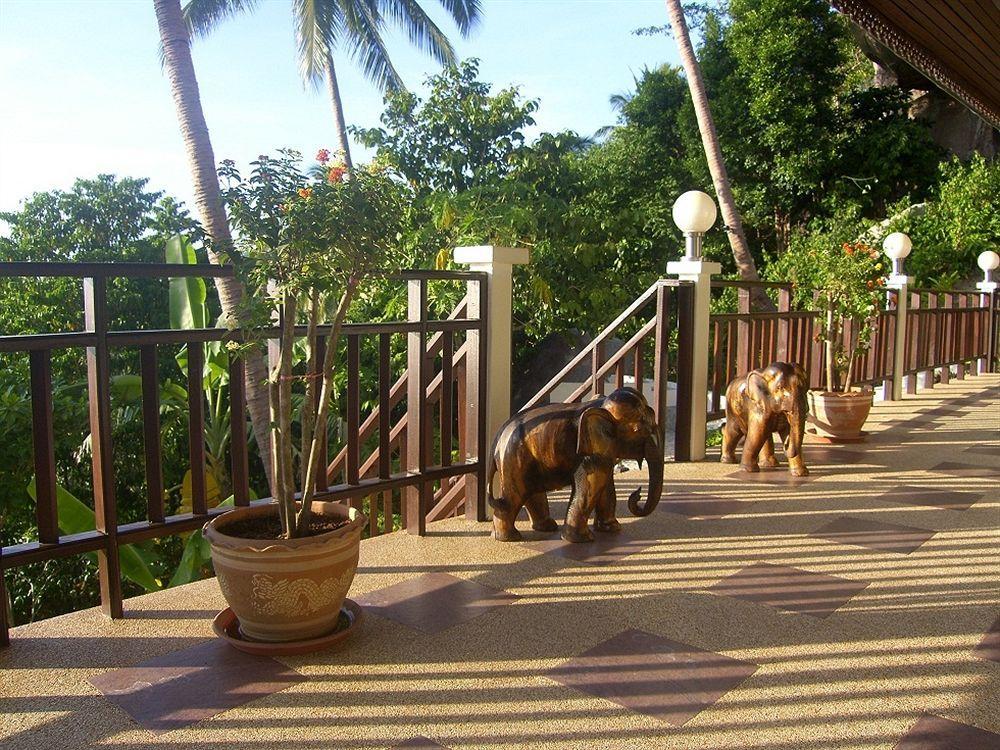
[{"left": 212, "top": 599, "right": 364, "bottom": 656}]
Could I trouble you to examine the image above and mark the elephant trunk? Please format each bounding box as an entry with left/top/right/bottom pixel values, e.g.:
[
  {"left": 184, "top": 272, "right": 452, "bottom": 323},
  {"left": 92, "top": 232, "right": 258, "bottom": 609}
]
[{"left": 627, "top": 433, "right": 664, "bottom": 517}]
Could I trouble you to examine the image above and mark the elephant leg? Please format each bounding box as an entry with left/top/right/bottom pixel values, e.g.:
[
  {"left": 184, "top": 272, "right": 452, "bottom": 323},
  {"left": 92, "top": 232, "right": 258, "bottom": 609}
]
[
  {"left": 524, "top": 491, "right": 559, "bottom": 533},
  {"left": 760, "top": 432, "right": 779, "bottom": 468},
  {"left": 721, "top": 418, "right": 742, "bottom": 464},
  {"left": 778, "top": 423, "right": 809, "bottom": 477},
  {"left": 739, "top": 417, "right": 767, "bottom": 473},
  {"left": 593, "top": 475, "right": 621, "bottom": 533},
  {"left": 563, "top": 463, "right": 601, "bottom": 543},
  {"left": 491, "top": 476, "right": 528, "bottom": 542}
]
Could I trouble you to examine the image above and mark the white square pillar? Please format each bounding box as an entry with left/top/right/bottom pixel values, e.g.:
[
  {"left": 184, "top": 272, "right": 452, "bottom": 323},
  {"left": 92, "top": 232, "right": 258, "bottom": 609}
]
[
  {"left": 976, "top": 280, "right": 997, "bottom": 374},
  {"left": 454, "top": 246, "right": 530, "bottom": 455},
  {"left": 885, "top": 273, "right": 913, "bottom": 401},
  {"left": 666, "top": 259, "right": 720, "bottom": 461}
]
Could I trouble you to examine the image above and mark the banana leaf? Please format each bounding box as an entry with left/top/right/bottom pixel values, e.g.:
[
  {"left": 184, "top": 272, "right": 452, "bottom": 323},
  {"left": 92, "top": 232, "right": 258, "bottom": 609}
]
[{"left": 27, "top": 479, "right": 161, "bottom": 593}]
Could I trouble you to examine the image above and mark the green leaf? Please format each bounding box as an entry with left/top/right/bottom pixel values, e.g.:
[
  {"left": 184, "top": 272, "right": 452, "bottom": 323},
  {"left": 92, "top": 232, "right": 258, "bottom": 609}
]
[
  {"left": 168, "top": 496, "right": 234, "bottom": 588},
  {"left": 27, "top": 478, "right": 162, "bottom": 593},
  {"left": 166, "top": 234, "right": 207, "bottom": 330}
]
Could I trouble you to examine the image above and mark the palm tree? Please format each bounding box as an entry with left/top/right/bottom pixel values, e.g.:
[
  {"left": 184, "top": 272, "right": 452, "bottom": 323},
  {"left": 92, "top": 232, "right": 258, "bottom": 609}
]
[
  {"left": 154, "top": 0, "right": 274, "bottom": 490},
  {"left": 664, "top": 0, "right": 771, "bottom": 310},
  {"left": 183, "top": 0, "right": 482, "bottom": 167}
]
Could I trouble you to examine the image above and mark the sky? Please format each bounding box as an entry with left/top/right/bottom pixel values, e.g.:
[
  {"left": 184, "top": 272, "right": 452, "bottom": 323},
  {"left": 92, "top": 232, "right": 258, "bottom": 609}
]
[{"left": 0, "top": 0, "right": 682, "bottom": 215}]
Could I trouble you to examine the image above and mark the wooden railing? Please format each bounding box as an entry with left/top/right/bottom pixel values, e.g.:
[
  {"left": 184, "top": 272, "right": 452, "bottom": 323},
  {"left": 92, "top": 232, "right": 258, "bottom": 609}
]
[
  {"left": 521, "top": 279, "right": 697, "bottom": 460},
  {"left": 0, "top": 263, "right": 488, "bottom": 644},
  {"left": 706, "top": 281, "right": 996, "bottom": 416}
]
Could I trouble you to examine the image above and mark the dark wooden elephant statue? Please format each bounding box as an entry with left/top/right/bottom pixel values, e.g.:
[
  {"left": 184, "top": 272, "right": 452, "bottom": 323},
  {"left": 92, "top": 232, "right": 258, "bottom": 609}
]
[
  {"left": 488, "top": 387, "right": 663, "bottom": 543},
  {"left": 722, "top": 361, "right": 809, "bottom": 477}
]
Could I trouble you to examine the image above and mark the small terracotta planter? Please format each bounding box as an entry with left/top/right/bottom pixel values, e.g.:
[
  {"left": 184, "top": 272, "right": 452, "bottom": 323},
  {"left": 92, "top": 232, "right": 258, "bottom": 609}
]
[
  {"left": 204, "top": 502, "right": 366, "bottom": 643},
  {"left": 806, "top": 389, "right": 874, "bottom": 440}
]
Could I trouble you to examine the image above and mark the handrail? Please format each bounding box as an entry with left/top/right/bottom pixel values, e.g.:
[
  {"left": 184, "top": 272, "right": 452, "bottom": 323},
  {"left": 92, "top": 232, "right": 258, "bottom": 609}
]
[{"left": 523, "top": 280, "right": 666, "bottom": 409}]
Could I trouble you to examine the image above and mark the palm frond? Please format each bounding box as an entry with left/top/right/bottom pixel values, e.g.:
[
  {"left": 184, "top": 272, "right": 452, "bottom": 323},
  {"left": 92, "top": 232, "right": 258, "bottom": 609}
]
[
  {"left": 341, "top": 0, "right": 404, "bottom": 91},
  {"left": 378, "top": 0, "right": 454, "bottom": 66},
  {"left": 433, "top": 0, "right": 482, "bottom": 37},
  {"left": 294, "top": 0, "right": 342, "bottom": 85},
  {"left": 183, "top": 0, "right": 260, "bottom": 38}
]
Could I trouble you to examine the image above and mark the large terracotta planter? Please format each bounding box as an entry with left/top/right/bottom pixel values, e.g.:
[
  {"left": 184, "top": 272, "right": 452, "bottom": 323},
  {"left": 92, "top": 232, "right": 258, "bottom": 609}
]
[
  {"left": 806, "top": 389, "right": 874, "bottom": 440},
  {"left": 204, "top": 502, "right": 366, "bottom": 643}
]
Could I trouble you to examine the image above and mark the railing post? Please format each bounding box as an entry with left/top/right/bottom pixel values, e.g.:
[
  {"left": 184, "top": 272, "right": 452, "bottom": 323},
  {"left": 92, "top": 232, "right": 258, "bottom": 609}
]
[
  {"left": 666, "top": 258, "right": 720, "bottom": 461},
  {"left": 405, "top": 279, "right": 430, "bottom": 535},
  {"left": 454, "top": 246, "right": 529, "bottom": 514},
  {"left": 463, "top": 274, "right": 489, "bottom": 521},
  {"left": 83, "top": 277, "right": 123, "bottom": 618},
  {"left": 884, "top": 271, "right": 912, "bottom": 401},
  {"left": 919, "top": 293, "right": 936, "bottom": 390},
  {"left": 976, "top": 280, "right": 998, "bottom": 373}
]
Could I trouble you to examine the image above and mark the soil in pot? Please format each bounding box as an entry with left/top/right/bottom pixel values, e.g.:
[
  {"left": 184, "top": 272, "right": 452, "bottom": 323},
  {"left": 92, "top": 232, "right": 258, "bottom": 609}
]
[{"left": 221, "top": 514, "right": 350, "bottom": 540}]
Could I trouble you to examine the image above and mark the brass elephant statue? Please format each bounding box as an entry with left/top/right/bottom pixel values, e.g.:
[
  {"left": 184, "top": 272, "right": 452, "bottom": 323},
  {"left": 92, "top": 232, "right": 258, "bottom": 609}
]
[
  {"left": 722, "top": 361, "right": 810, "bottom": 477},
  {"left": 488, "top": 387, "right": 663, "bottom": 543}
]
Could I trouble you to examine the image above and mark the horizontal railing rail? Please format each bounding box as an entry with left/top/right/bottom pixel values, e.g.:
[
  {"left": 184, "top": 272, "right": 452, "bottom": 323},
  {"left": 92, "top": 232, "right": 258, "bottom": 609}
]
[{"left": 0, "top": 263, "right": 488, "bottom": 644}]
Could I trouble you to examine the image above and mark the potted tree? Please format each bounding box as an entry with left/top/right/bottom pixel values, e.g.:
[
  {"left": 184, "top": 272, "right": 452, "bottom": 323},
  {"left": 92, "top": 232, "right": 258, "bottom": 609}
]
[
  {"left": 805, "top": 239, "right": 887, "bottom": 439},
  {"left": 203, "top": 149, "right": 407, "bottom": 647}
]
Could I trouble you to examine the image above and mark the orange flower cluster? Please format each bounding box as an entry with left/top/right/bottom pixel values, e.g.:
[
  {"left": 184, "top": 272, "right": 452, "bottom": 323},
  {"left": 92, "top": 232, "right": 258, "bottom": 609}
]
[
  {"left": 327, "top": 165, "right": 347, "bottom": 184},
  {"left": 316, "top": 149, "right": 330, "bottom": 165},
  {"left": 297, "top": 187, "right": 312, "bottom": 199}
]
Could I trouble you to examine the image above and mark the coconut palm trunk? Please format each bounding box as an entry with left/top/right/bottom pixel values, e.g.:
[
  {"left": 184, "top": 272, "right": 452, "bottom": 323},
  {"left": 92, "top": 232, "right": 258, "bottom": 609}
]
[
  {"left": 324, "top": 51, "right": 354, "bottom": 169},
  {"left": 664, "top": 0, "right": 772, "bottom": 311},
  {"left": 154, "top": 0, "right": 274, "bottom": 492}
]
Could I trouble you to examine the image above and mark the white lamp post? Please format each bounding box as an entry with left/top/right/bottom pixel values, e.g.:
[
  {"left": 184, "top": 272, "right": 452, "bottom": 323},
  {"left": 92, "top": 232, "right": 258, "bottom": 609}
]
[
  {"left": 975, "top": 250, "right": 999, "bottom": 374},
  {"left": 666, "top": 191, "right": 721, "bottom": 460},
  {"left": 882, "top": 232, "right": 913, "bottom": 400},
  {"left": 977, "top": 250, "right": 999, "bottom": 291},
  {"left": 882, "top": 232, "right": 912, "bottom": 278},
  {"left": 672, "top": 190, "right": 718, "bottom": 261}
]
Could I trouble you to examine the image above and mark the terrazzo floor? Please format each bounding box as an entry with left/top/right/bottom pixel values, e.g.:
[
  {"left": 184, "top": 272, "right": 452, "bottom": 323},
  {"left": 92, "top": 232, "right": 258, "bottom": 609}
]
[{"left": 2, "top": 375, "right": 998, "bottom": 749}]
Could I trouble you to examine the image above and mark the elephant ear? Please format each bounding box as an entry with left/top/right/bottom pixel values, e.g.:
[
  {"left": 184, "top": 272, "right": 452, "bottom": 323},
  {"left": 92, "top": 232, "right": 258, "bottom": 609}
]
[
  {"left": 747, "top": 371, "right": 773, "bottom": 410},
  {"left": 577, "top": 408, "right": 617, "bottom": 460}
]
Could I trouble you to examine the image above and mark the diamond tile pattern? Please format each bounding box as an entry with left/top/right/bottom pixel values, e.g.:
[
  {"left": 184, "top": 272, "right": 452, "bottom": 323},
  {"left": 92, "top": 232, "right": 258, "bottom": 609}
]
[
  {"left": 356, "top": 572, "right": 517, "bottom": 634},
  {"left": 661, "top": 494, "right": 750, "bottom": 519},
  {"left": 709, "top": 562, "right": 869, "bottom": 619},
  {"left": 974, "top": 615, "right": 1000, "bottom": 664},
  {"left": 526, "top": 533, "right": 655, "bottom": 565},
  {"left": 547, "top": 629, "right": 758, "bottom": 726},
  {"left": 894, "top": 714, "right": 1000, "bottom": 749},
  {"left": 931, "top": 461, "right": 999, "bottom": 478},
  {"left": 810, "top": 516, "right": 936, "bottom": 554},
  {"left": 88, "top": 639, "right": 303, "bottom": 734},
  {"left": 877, "top": 484, "right": 983, "bottom": 511}
]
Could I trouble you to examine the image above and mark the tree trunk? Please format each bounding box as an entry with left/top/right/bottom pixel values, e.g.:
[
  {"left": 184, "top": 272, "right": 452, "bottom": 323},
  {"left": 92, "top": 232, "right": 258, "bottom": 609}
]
[
  {"left": 154, "top": 0, "right": 274, "bottom": 493},
  {"left": 664, "top": 0, "right": 773, "bottom": 311},
  {"left": 325, "top": 51, "right": 354, "bottom": 169}
]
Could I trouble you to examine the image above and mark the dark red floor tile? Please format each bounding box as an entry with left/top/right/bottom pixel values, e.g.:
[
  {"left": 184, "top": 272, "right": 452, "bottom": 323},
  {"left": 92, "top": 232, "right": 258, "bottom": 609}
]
[
  {"left": 974, "top": 615, "right": 1000, "bottom": 664},
  {"left": 547, "top": 628, "right": 757, "bottom": 726},
  {"left": 356, "top": 573, "right": 517, "bottom": 634},
  {"left": 877, "top": 485, "right": 982, "bottom": 511},
  {"left": 392, "top": 738, "right": 450, "bottom": 749},
  {"left": 894, "top": 714, "right": 1000, "bottom": 749},
  {"left": 88, "top": 639, "right": 303, "bottom": 734},
  {"left": 810, "top": 516, "right": 936, "bottom": 554},
  {"left": 931, "top": 461, "right": 999, "bottom": 478},
  {"left": 661, "top": 494, "right": 750, "bottom": 519},
  {"left": 964, "top": 444, "right": 1000, "bottom": 457},
  {"left": 709, "top": 562, "right": 869, "bottom": 619},
  {"left": 526, "top": 533, "right": 655, "bottom": 565}
]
